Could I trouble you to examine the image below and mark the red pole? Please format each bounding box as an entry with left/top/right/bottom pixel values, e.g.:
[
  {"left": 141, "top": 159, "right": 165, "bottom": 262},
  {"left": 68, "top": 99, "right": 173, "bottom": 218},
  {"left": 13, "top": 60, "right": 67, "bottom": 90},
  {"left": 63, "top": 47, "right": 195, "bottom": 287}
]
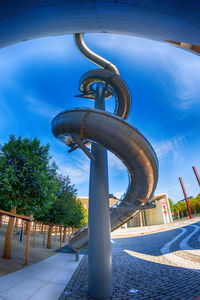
[
  {"left": 192, "top": 166, "right": 200, "bottom": 186},
  {"left": 179, "top": 177, "right": 192, "bottom": 219}
]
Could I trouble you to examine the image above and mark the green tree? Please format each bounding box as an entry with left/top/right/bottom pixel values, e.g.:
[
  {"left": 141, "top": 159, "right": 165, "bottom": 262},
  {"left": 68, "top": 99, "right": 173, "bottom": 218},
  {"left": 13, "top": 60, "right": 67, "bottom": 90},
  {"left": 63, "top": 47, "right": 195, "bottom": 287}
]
[
  {"left": 0, "top": 135, "right": 58, "bottom": 215},
  {"left": 55, "top": 174, "right": 87, "bottom": 228},
  {"left": 70, "top": 198, "right": 88, "bottom": 228},
  {"left": 188, "top": 197, "right": 197, "bottom": 214},
  {"left": 168, "top": 198, "right": 173, "bottom": 211},
  {"left": 37, "top": 174, "right": 87, "bottom": 248},
  {"left": 168, "top": 198, "right": 178, "bottom": 219},
  {"left": 177, "top": 201, "right": 187, "bottom": 217},
  {"left": 56, "top": 174, "right": 77, "bottom": 197},
  {"left": 172, "top": 203, "right": 180, "bottom": 219},
  {"left": 196, "top": 194, "right": 200, "bottom": 213},
  {"left": 37, "top": 174, "right": 87, "bottom": 227}
]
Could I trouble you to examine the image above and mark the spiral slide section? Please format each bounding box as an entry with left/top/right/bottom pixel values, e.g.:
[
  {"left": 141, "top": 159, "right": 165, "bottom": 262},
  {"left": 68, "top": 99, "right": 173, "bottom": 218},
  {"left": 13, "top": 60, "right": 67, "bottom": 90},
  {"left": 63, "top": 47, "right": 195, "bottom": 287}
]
[{"left": 51, "top": 34, "right": 158, "bottom": 251}]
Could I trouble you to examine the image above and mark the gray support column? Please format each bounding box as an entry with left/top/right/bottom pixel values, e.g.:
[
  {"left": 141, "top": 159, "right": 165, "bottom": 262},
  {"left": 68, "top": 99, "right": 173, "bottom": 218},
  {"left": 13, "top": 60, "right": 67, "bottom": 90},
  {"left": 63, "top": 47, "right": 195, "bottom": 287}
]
[{"left": 88, "top": 83, "right": 112, "bottom": 299}]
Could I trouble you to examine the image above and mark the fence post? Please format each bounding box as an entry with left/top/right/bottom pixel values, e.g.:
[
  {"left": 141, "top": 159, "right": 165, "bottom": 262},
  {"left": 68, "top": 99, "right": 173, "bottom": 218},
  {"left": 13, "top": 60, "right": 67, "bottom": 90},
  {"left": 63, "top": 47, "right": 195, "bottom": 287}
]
[{"left": 59, "top": 226, "right": 62, "bottom": 249}]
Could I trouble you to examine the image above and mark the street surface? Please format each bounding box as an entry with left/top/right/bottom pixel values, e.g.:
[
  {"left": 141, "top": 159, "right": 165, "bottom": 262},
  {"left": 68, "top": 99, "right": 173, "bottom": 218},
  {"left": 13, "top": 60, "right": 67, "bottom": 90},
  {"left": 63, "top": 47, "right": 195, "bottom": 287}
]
[{"left": 60, "top": 217, "right": 200, "bottom": 300}]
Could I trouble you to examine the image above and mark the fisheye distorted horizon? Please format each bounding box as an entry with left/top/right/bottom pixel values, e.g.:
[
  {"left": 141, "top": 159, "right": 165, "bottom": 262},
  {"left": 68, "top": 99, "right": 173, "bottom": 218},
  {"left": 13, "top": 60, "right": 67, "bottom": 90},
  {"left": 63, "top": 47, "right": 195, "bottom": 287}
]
[{"left": 1, "top": 33, "right": 200, "bottom": 202}]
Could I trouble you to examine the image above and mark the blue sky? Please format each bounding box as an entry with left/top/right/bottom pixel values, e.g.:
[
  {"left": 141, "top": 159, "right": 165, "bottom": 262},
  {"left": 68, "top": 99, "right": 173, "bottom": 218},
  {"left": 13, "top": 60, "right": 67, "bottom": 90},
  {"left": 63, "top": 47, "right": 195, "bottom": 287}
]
[{"left": 1, "top": 33, "right": 200, "bottom": 202}]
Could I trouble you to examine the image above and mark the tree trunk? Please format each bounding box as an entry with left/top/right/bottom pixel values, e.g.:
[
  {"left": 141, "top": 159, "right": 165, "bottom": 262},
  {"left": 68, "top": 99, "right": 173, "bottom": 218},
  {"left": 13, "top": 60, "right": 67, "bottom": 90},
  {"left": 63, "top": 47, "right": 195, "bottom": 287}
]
[
  {"left": 43, "top": 225, "right": 46, "bottom": 246},
  {"left": 15, "top": 218, "right": 19, "bottom": 229},
  {"left": 47, "top": 225, "right": 52, "bottom": 249},
  {"left": 63, "top": 227, "right": 67, "bottom": 242},
  {"left": 25, "top": 220, "right": 31, "bottom": 264},
  {"left": 24, "top": 221, "right": 28, "bottom": 235},
  {"left": 0, "top": 215, "right": 2, "bottom": 228},
  {"left": 33, "top": 222, "right": 36, "bottom": 248},
  {"left": 54, "top": 226, "right": 57, "bottom": 243},
  {"left": 40, "top": 224, "right": 44, "bottom": 234},
  {"left": 3, "top": 208, "right": 16, "bottom": 259}
]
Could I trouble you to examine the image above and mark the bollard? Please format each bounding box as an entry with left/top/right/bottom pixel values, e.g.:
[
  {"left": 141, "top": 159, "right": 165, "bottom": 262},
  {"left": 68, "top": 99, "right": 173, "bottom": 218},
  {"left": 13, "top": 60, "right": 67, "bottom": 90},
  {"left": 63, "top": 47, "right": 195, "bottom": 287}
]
[{"left": 75, "top": 251, "right": 79, "bottom": 261}]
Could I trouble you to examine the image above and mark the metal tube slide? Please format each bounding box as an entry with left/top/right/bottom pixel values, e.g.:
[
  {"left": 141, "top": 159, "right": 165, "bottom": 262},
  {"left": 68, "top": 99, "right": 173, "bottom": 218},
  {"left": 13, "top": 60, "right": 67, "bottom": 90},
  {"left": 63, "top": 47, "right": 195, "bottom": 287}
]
[
  {"left": 52, "top": 33, "right": 158, "bottom": 251},
  {"left": 51, "top": 108, "right": 158, "bottom": 250},
  {"left": 78, "top": 68, "right": 131, "bottom": 119},
  {"left": 74, "top": 33, "right": 119, "bottom": 75}
]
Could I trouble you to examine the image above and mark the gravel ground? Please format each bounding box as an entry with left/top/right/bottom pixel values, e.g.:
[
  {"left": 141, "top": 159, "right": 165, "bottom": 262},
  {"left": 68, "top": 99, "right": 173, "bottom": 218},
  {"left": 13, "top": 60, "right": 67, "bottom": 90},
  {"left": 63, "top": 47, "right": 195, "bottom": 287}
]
[{"left": 0, "top": 222, "right": 67, "bottom": 276}]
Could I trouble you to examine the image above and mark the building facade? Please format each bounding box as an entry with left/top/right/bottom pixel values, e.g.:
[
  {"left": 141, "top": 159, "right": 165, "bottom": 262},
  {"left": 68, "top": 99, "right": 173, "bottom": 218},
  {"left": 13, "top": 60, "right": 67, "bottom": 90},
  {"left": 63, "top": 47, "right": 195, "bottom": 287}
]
[
  {"left": 78, "top": 193, "right": 173, "bottom": 228},
  {"left": 78, "top": 196, "right": 118, "bottom": 210},
  {"left": 128, "top": 194, "right": 173, "bottom": 227}
]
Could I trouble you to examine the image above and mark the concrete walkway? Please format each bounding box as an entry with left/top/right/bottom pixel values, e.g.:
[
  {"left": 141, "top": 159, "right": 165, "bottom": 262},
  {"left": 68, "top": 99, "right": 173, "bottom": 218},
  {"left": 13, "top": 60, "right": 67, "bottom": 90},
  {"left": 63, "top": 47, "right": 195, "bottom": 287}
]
[{"left": 0, "top": 253, "right": 83, "bottom": 300}]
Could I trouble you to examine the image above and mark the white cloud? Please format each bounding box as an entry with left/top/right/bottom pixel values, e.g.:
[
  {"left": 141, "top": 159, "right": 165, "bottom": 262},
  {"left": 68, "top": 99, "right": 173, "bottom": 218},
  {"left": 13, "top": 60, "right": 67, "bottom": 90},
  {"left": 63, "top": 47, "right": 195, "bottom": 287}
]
[
  {"left": 25, "top": 96, "right": 64, "bottom": 119},
  {"left": 58, "top": 163, "right": 89, "bottom": 185},
  {"left": 115, "top": 191, "right": 125, "bottom": 199},
  {"left": 0, "top": 97, "right": 14, "bottom": 119},
  {"left": 87, "top": 33, "right": 119, "bottom": 51},
  {"left": 90, "top": 33, "right": 200, "bottom": 112},
  {"left": 108, "top": 151, "right": 126, "bottom": 171},
  {"left": 151, "top": 43, "right": 200, "bottom": 110},
  {"left": 52, "top": 151, "right": 90, "bottom": 185},
  {"left": 0, "top": 35, "right": 74, "bottom": 66},
  {"left": 53, "top": 150, "right": 128, "bottom": 199},
  {"left": 167, "top": 59, "right": 200, "bottom": 110},
  {"left": 153, "top": 136, "right": 184, "bottom": 163},
  {"left": 51, "top": 148, "right": 127, "bottom": 186},
  {"left": 0, "top": 96, "right": 15, "bottom": 131},
  {"left": 158, "top": 181, "right": 198, "bottom": 202}
]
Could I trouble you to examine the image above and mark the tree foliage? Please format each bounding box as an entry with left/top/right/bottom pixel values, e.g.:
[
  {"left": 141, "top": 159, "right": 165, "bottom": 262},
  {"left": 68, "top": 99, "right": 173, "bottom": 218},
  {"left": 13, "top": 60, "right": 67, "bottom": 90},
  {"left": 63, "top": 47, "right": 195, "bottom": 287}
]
[
  {"left": 168, "top": 198, "right": 173, "bottom": 210},
  {"left": 170, "top": 193, "right": 200, "bottom": 218},
  {"left": 0, "top": 135, "right": 57, "bottom": 216},
  {"left": 36, "top": 174, "right": 88, "bottom": 228},
  {"left": 0, "top": 135, "right": 88, "bottom": 229}
]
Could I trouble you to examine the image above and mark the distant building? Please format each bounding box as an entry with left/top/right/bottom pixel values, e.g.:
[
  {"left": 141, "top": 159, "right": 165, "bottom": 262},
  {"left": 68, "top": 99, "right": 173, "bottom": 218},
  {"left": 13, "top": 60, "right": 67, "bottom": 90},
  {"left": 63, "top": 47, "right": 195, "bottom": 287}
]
[
  {"left": 78, "top": 196, "right": 117, "bottom": 209},
  {"left": 78, "top": 197, "right": 89, "bottom": 209},
  {"left": 128, "top": 194, "right": 173, "bottom": 227},
  {"left": 78, "top": 193, "right": 173, "bottom": 228}
]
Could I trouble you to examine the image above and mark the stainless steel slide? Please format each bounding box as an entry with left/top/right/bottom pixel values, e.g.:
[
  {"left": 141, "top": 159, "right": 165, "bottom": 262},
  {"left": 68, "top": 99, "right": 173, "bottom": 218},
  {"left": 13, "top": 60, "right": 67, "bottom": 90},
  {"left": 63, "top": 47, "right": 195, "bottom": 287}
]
[{"left": 51, "top": 34, "right": 158, "bottom": 250}]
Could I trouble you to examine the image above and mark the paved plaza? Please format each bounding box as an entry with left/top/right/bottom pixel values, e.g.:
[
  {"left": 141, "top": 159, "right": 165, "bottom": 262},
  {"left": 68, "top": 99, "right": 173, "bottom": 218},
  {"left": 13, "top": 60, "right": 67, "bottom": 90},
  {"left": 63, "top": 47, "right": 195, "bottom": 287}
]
[
  {"left": 60, "top": 218, "right": 200, "bottom": 300},
  {"left": 0, "top": 253, "right": 83, "bottom": 300}
]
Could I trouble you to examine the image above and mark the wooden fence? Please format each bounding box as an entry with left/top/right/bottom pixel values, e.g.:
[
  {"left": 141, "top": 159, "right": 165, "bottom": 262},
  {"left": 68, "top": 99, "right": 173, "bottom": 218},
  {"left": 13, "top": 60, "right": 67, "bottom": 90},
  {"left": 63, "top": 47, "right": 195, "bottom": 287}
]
[{"left": 0, "top": 210, "right": 78, "bottom": 264}]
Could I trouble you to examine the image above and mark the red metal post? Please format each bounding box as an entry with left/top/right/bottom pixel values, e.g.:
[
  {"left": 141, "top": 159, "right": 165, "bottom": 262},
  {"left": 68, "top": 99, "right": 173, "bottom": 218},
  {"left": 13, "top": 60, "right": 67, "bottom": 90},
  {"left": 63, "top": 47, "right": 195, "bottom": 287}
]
[
  {"left": 179, "top": 177, "right": 192, "bottom": 219},
  {"left": 192, "top": 166, "right": 200, "bottom": 186}
]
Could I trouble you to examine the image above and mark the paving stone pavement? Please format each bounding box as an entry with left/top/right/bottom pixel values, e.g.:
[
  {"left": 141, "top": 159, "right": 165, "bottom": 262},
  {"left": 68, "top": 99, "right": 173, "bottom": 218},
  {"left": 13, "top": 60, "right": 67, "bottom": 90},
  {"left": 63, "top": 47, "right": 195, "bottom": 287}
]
[{"left": 59, "top": 222, "right": 200, "bottom": 300}]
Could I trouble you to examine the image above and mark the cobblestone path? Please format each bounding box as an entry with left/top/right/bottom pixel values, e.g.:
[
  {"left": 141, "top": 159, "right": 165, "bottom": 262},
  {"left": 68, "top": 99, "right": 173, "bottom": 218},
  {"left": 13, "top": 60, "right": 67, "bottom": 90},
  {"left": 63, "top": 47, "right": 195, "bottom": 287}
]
[{"left": 59, "top": 222, "right": 200, "bottom": 300}]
